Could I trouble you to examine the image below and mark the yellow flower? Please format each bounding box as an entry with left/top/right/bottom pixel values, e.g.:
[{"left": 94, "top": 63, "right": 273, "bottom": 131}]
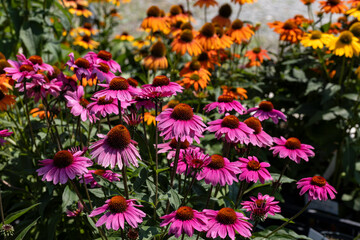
[
  {"left": 115, "top": 32, "right": 135, "bottom": 41},
  {"left": 346, "top": 5, "right": 360, "bottom": 20},
  {"left": 144, "top": 111, "right": 156, "bottom": 126},
  {"left": 73, "top": 36, "right": 100, "bottom": 50},
  {"left": 133, "top": 40, "right": 150, "bottom": 49},
  {"left": 301, "top": 30, "right": 330, "bottom": 49},
  {"left": 327, "top": 31, "right": 360, "bottom": 57}
]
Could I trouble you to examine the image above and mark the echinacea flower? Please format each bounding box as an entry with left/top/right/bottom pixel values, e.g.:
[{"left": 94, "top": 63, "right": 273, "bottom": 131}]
[
  {"left": 194, "top": 0, "right": 218, "bottom": 8},
  {"left": 268, "top": 19, "right": 303, "bottom": 43},
  {"left": 319, "top": 0, "right": 348, "bottom": 14},
  {"left": 18, "top": 54, "right": 54, "bottom": 74},
  {"left": 227, "top": 19, "right": 254, "bottom": 44},
  {"left": 82, "top": 169, "right": 121, "bottom": 188},
  {"left": 244, "top": 47, "right": 270, "bottom": 66},
  {"left": 4, "top": 60, "right": 43, "bottom": 83},
  {"left": 141, "top": 6, "right": 170, "bottom": 33},
  {"left": 171, "top": 29, "right": 203, "bottom": 56},
  {"left": 65, "top": 86, "right": 97, "bottom": 122},
  {"left": 66, "top": 202, "right": 84, "bottom": 217},
  {"left": 246, "top": 101, "right": 287, "bottom": 124},
  {"left": 144, "top": 110, "right": 156, "bottom": 125},
  {"left": 115, "top": 32, "right": 135, "bottom": 42},
  {"left": 66, "top": 53, "right": 92, "bottom": 81},
  {"left": 143, "top": 41, "right": 168, "bottom": 70},
  {"left": 204, "top": 208, "right": 252, "bottom": 239},
  {"left": 90, "top": 124, "right": 141, "bottom": 169},
  {"left": 37, "top": 149, "right": 93, "bottom": 185},
  {"left": 69, "top": 4, "right": 92, "bottom": 17},
  {"left": 231, "top": 0, "right": 256, "bottom": 4},
  {"left": 30, "top": 104, "right": 55, "bottom": 120},
  {"left": 346, "top": 5, "right": 360, "bottom": 20},
  {"left": 91, "top": 62, "right": 115, "bottom": 83},
  {"left": 0, "top": 129, "right": 12, "bottom": 146},
  {"left": 196, "top": 23, "right": 222, "bottom": 51},
  {"left": 89, "top": 196, "right": 146, "bottom": 230},
  {"left": 348, "top": 0, "right": 360, "bottom": 7},
  {"left": 238, "top": 156, "right": 272, "bottom": 184},
  {"left": 297, "top": 176, "right": 337, "bottom": 201},
  {"left": 93, "top": 77, "right": 139, "bottom": 101},
  {"left": 157, "top": 138, "right": 197, "bottom": 160},
  {"left": 241, "top": 193, "right": 281, "bottom": 221},
  {"left": 243, "top": 117, "right": 273, "bottom": 147},
  {"left": 301, "top": 30, "right": 331, "bottom": 49},
  {"left": 197, "top": 154, "right": 241, "bottom": 186},
  {"left": 85, "top": 50, "right": 121, "bottom": 73},
  {"left": 168, "top": 5, "right": 189, "bottom": 25},
  {"left": 73, "top": 35, "right": 100, "bottom": 50},
  {"left": 270, "top": 137, "right": 315, "bottom": 164},
  {"left": 156, "top": 103, "right": 206, "bottom": 143},
  {"left": 160, "top": 206, "right": 208, "bottom": 238},
  {"left": 142, "top": 75, "right": 183, "bottom": 97},
  {"left": 301, "top": 0, "right": 316, "bottom": 4},
  {"left": 207, "top": 115, "right": 253, "bottom": 143},
  {"left": 204, "top": 94, "right": 246, "bottom": 114},
  {"left": 212, "top": 4, "right": 232, "bottom": 28},
  {"left": 178, "top": 70, "right": 211, "bottom": 91},
  {"left": 0, "top": 90, "right": 16, "bottom": 111},
  {"left": 175, "top": 148, "right": 210, "bottom": 176},
  {"left": 350, "top": 22, "right": 360, "bottom": 38},
  {"left": 221, "top": 86, "right": 247, "bottom": 100},
  {"left": 215, "top": 27, "right": 233, "bottom": 48},
  {"left": 87, "top": 96, "right": 119, "bottom": 117},
  {"left": 327, "top": 30, "right": 360, "bottom": 57}
]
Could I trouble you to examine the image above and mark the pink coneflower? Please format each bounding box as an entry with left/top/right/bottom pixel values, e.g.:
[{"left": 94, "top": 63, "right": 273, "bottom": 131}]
[
  {"left": 91, "top": 62, "right": 115, "bottom": 83},
  {"left": 197, "top": 154, "right": 241, "bottom": 186},
  {"left": 0, "top": 129, "right": 13, "bottom": 146},
  {"left": 90, "top": 124, "right": 141, "bottom": 169},
  {"left": 142, "top": 75, "right": 183, "bottom": 97},
  {"left": 66, "top": 53, "right": 92, "bottom": 81},
  {"left": 89, "top": 195, "right": 145, "bottom": 230},
  {"left": 207, "top": 115, "right": 253, "bottom": 143},
  {"left": 270, "top": 137, "right": 315, "bottom": 164},
  {"left": 203, "top": 208, "right": 252, "bottom": 239},
  {"left": 204, "top": 94, "right": 246, "bottom": 114},
  {"left": 4, "top": 60, "right": 44, "bottom": 83},
  {"left": 241, "top": 193, "right": 281, "bottom": 221},
  {"left": 140, "top": 86, "right": 173, "bottom": 100},
  {"left": 124, "top": 109, "right": 143, "bottom": 127},
  {"left": 243, "top": 117, "right": 273, "bottom": 147},
  {"left": 65, "top": 86, "right": 97, "bottom": 122},
  {"left": 85, "top": 50, "right": 121, "bottom": 73},
  {"left": 135, "top": 96, "right": 156, "bottom": 110},
  {"left": 246, "top": 101, "right": 287, "bottom": 124},
  {"left": 160, "top": 206, "right": 208, "bottom": 238},
  {"left": 36, "top": 149, "right": 93, "bottom": 185},
  {"left": 158, "top": 138, "right": 196, "bottom": 160},
  {"left": 93, "top": 77, "right": 139, "bottom": 101},
  {"left": 156, "top": 103, "right": 206, "bottom": 144},
  {"left": 175, "top": 148, "right": 210, "bottom": 176},
  {"left": 297, "top": 176, "right": 337, "bottom": 201},
  {"left": 87, "top": 96, "right": 119, "bottom": 118},
  {"left": 238, "top": 156, "right": 272, "bottom": 184},
  {"left": 17, "top": 54, "right": 54, "bottom": 74},
  {"left": 82, "top": 169, "right": 121, "bottom": 188},
  {"left": 66, "top": 202, "right": 84, "bottom": 217}
]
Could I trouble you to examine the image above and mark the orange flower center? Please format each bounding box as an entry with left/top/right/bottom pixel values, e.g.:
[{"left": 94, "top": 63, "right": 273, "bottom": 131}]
[
  {"left": 97, "top": 50, "right": 112, "bottom": 61},
  {"left": 84, "top": 22, "right": 92, "bottom": 29},
  {"left": 0, "top": 90, "right": 5, "bottom": 101},
  {"left": 175, "top": 206, "right": 194, "bottom": 220},
  {"left": 310, "top": 30, "right": 322, "bottom": 40},
  {"left": 232, "top": 19, "right": 244, "bottom": 30},
  {"left": 169, "top": 138, "right": 190, "bottom": 149},
  {"left": 150, "top": 41, "right": 166, "bottom": 58},
  {"left": 170, "top": 5, "right": 182, "bottom": 16},
  {"left": 180, "top": 29, "right": 194, "bottom": 42},
  {"left": 53, "top": 150, "right": 74, "bottom": 168},
  {"left": 180, "top": 22, "right": 193, "bottom": 30},
  {"left": 200, "top": 23, "right": 215, "bottom": 37},
  {"left": 98, "top": 62, "right": 110, "bottom": 73},
  {"left": 283, "top": 20, "right": 296, "bottom": 30},
  {"left": 208, "top": 154, "right": 225, "bottom": 169},
  {"left": 75, "top": 58, "right": 90, "bottom": 69},
  {"left": 221, "top": 115, "right": 239, "bottom": 129},
  {"left": 244, "top": 117, "right": 262, "bottom": 134},
  {"left": 219, "top": 3, "right": 232, "bottom": 18},
  {"left": 147, "top": 6, "right": 160, "bottom": 17},
  {"left": 189, "top": 73, "right": 200, "bottom": 81},
  {"left": 108, "top": 196, "right": 128, "bottom": 213},
  {"left": 80, "top": 98, "right": 89, "bottom": 107},
  {"left": 109, "top": 77, "right": 129, "bottom": 90},
  {"left": 127, "top": 77, "right": 138, "bottom": 87},
  {"left": 152, "top": 75, "right": 170, "bottom": 87},
  {"left": 189, "top": 60, "right": 201, "bottom": 71},
  {"left": 167, "top": 99, "right": 180, "bottom": 109},
  {"left": 311, "top": 176, "right": 327, "bottom": 187},
  {"left": 218, "top": 94, "right": 234, "bottom": 103},
  {"left": 252, "top": 47, "right": 261, "bottom": 54},
  {"left": 106, "top": 124, "right": 131, "bottom": 149},
  {"left": 247, "top": 160, "right": 260, "bottom": 170},
  {"left": 29, "top": 55, "right": 43, "bottom": 65},
  {"left": 255, "top": 199, "right": 265, "bottom": 207},
  {"left": 216, "top": 208, "right": 237, "bottom": 225},
  {"left": 258, "top": 101, "right": 274, "bottom": 112},
  {"left": 285, "top": 137, "right": 301, "bottom": 149},
  {"left": 339, "top": 31, "right": 353, "bottom": 44},
  {"left": 20, "top": 64, "right": 34, "bottom": 72},
  {"left": 94, "top": 169, "right": 106, "bottom": 176},
  {"left": 97, "top": 97, "right": 113, "bottom": 105},
  {"left": 171, "top": 103, "right": 194, "bottom": 120}
]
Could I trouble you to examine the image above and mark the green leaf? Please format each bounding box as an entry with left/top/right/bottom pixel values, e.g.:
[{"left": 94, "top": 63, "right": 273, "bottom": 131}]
[
  {"left": 156, "top": 167, "right": 170, "bottom": 174},
  {"left": 267, "top": 213, "right": 294, "bottom": 223},
  {"left": 252, "top": 226, "right": 311, "bottom": 240},
  {"left": 343, "top": 93, "right": 359, "bottom": 101},
  {"left": 15, "top": 217, "right": 40, "bottom": 240},
  {"left": 168, "top": 188, "right": 182, "bottom": 209},
  {"left": 3, "top": 203, "right": 40, "bottom": 225},
  {"left": 19, "top": 20, "right": 44, "bottom": 56},
  {"left": 270, "top": 174, "right": 296, "bottom": 184},
  {"left": 61, "top": 185, "right": 77, "bottom": 211}
]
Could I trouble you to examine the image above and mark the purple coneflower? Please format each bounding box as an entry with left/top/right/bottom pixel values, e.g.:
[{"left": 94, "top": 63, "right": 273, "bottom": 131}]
[
  {"left": 241, "top": 193, "right": 281, "bottom": 221},
  {"left": 93, "top": 77, "right": 140, "bottom": 101},
  {"left": 17, "top": 54, "right": 54, "bottom": 74},
  {"left": 87, "top": 96, "right": 119, "bottom": 118},
  {"left": 238, "top": 156, "right": 272, "bottom": 184},
  {"left": 297, "top": 176, "right": 337, "bottom": 201},
  {"left": 4, "top": 60, "right": 44, "bottom": 83},
  {"left": 157, "top": 138, "right": 196, "bottom": 160},
  {"left": 204, "top": 94, "right": 246, "bottom": 114},
  {"left": 66, "top": 202, "right": 84, "bottom": 217},
  {"left": 0, "top": 129, "right": 13, "bottom": 146},
  {"left": 85, "top": 50, "right": 121, "bottom": 73},
  {"left": 91, "top": 62, "right": 115, "bottom": 83},
  {"left": 175, "top": 148, "right": 210, "bottom": 176},
  {"left": 65, "top": 86, "right": 97, "bottom": 122},
  {"left": 82, "top": 169, "right": 121, "bottom": 188},
  {"left": 246, "top": 101, "right": 287, "bottom": 124},
  {"left": 66, "top": 53, "right": 92, "bottom": 81},
  {"left": 243, "top": 117, "right": 273, "bottom": 147},
  {"left": 142, "top": 75, "right": 183, "bottom": 97}
]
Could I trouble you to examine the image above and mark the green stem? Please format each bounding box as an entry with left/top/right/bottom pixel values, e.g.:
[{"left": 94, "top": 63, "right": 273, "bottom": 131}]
[
  {"left": 154, "top": 101, "right": 159, "bottom": 218},
  {"left": 236, "top": 4, "right": 243, "bottom": 19},
  {"left": 0, "top": 187, "right": 5, "bottom": 224},
  {"left": 271, "top": 158, "right": 290, "bottom": 195},
  {"left": 82, "top": 175, "right": 93, "bottom": 210},
  {"left": 121, "top": 166, "right": 129, "bottom": 199},
  {"left": 338, "top": 56, "right": 346, "bottom": 87}
]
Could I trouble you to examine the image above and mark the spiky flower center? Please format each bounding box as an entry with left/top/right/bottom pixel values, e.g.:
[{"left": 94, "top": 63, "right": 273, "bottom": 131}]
[
  {"left": 218, "top": 94, "right": 234, "bottom": 103},
  {"left": 180, "top": 22, "right": 193, "bottom": 30},
  {"left": 167, "top": 99, "right": 180, "bottom": 109},
  {"left": 108, "top": 196, "right": 128, "bottom": 213},
  {"left": 80, "top": 98, "right": 89, "bottom": 108},
  {"left": 197, "top": 52, "right": 209, "bottom": 62},
  {"left": 255, "top": 199, "right": 265, "bottom": 207},
  {"left": 189, "top": 73, "right": 200, "bottom": 81},
  {"left": 98, "top": 63, "right": 110, "bottom": 73},
  {"left": 221, "top": 115, "right": 239, "bottom": 129},
  {"left": 152, "top": 75, "right": 170, "bottom": 87},
  {"left": 127, "top": 78, "right": 138, "bottom": 87},
  {"left": 208, "top": 154, "right": 225, "bottom": 169},
  {"left": 244, "top": 117, "right": 262, "bottom": 134},
  {"left": 180, "top": 29, "right": 194, "bottom": 42},
  {"left": 350, "top": 23, "right": 360, "bottom": 38},
  {"left": 29, "top": 55, "right": 43, "bottom": 65},
  {"left": 258, "top": 101, "right": 274, "bottom": 112},
  {"left": 200, "top": 23, "right": 215, "bottom": 37},
  {"left": 283, "top": 20, "right": 296, "bottom": 30},
  {"left": 20, "top": 64, "right": 34, "bottom": 72},
  {"left": 311, "top": 176, "right": 327, "bottom": 187},
  {"left": 170, "top": 5, "right": 182, "bottom": 16},
  {"left": 169, "top": 138, "right": 190, "bottom": 149},
  {"left": 106, "top": 124, "right": 131, "bottom": 149},
  {"left": 0, "top": 90, "right": 5, "bottom": 101},
  {"left": 252, "top": 47, "right": 261, "bottom": 54},
  {"left": 175, "top": 206, "right": 194, "bottom": 220},
  {"left": 339, "top": 31, "right": 353, "bottom": 44},
  {"left": 247, "top": 160, "right": 260, "bottom": 170},
  {"left": 191, "top": 159, "right": 204, "bottom": 169},
  {"left": 310, "top": 30, "right": 322, "bottom": 40},
  {"left": 109, "top": 77, "right": 129, "bottom": 90},
  {"left": 84, "top": 22, "right": 92, "bottom": 29},
  {"left": 94, "top": 169, "right": 106, "bottom": 176},
  {"left": 150, "top": 41, "right": 166, "bottom": 58},
  {"left": 328, "top": 0, "right": 340, "bottom": 5},
  {"left": 285, "top": 137, "right": 301, "bottom": 149},
  {"left": 147, "top": 6, "right": 160, "bottom": 17},
  {"left": 232, "top": 19, "right": 244, "bottom": 30},
  {"left": 97, "top": 97, "right": 113, "bottom": 105},
  {"left": 97, "top": 50, "right": 112, "bottom": 61},
  {"left": 215, "top": 27, "right": 224, "bottom": 38},
  {"left": 171, "top": 103, "right": 194, "bottom": 120},
  {"left": 75, "top": 58, "right": 90, "bottom": 69},
  {"left": 53, "top": 150, "right": 74, "bottom": 168},
  {"left": 190, "top": 60, "right": 201, "bottom": 71},
  {"left": 216, "top": 208, "right": 237, "bottom": 225},
  {"left": 219, "top": 3, "right": 232, "bottom": 18}
]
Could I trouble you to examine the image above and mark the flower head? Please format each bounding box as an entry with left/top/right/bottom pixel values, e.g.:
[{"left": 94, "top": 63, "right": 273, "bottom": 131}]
[
  {"left": 176, "top": 148, "right": 211, "bottom": 176},
  {"left": 227, "top": 19, "right": 254, "bottom": 44},
  {"left": 82, "top": 169, "right": 121, "bottom": 188},
  {"left": 301, "top": 30, "right": 331, "bottom": 49},
  {"left": 327, "top": 30, "right": 360, "bottom": 57},
  {"left": 297, "top": 176, "right": 337, "bottom": 201},
  {"left": 241, "top": 193, "right": 281, "bottom": 221},
  {"left": 246, "top": 101, "right": 287, "bottom": 124},
  {"left": 87, "top": 96, "right": 119, "bottom": 117},
  {"left": 66, "top": 53, "right": 92, "bottom": 81},
  {"left": 243, "top": 117, "right": 273, "bottom": 147},
  {"left": 0, "top": 90, "right": 16, "bottom": 111},
  {"left": 142, "top": 75, "right": 183, "bottom": 97},
  {"left": 157, "top": 138, "right": 197, "bottom": 160},
  {"left": 93, "top": 76, "right": 140, "bottom": 101},
  {"left": 204, "top": 94, "right": 246, "bottom": 114},
  {"left": 66, "top": 202, "right": 84, "bottom": 217},
  {"left": 320, "top": 0, "right": 348, "bottom": 13},
  {"left": 0, "top": 129, "right": 13, "bottom": 146},
  {"left": 238, "top": 156, "right": 272, "bottom": 184},
  {"left": 85, "top": 50, "right": 121, "bottom": 73},
  {"left": 143, "top": 41, "right": 168, "bottom": 70},
  {"left": 270, "top": 137, "right": 315, "bottom": 163}
]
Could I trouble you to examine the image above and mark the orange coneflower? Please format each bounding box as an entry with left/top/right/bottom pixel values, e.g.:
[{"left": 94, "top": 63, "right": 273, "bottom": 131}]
[
  {"left": 173, "top": 22, "right": 198, "bottom": 39},
  {"left": 221, "top": 86, "right": 247, "bottom": 100},
  {"left": 244, "top": 47, "right": 270, "bottom": 66},
  {"left": 115, "top": 32, "right": 135, "bottom": 41},
  {"left": 180, "top": 60, "right": 212, "bottom": 77},
  {"left": 30, "top": 104, "right": 54, "bottom": 120},
  {"left": 141, "top": 6, "right": 170, "bottom": 34},
  {"left": 268, "top": 19, "right": 303, "bottom": 43},
  {"left": 178, "top": 70, "right": 211, "bottom": 91},
  {"left": 231, "top": 0, "right": 257, "bottom": 4},
  {"left": 196, "top": 23, "right": 222, "bottom": 51},
  {"left": 171, "top": 29, "right": 202, "bottom": 56},
  {"left": 0, "top": 74, "right": 13, "bottom": 93},
  {"left": 144, "top": 111, "right": 156, "bottom": 125},
  {"left": 74, "top": 35, "right": 100, "bottom": 50},
  {"left": 194, "top": 0, "right": 218, "bottom": 8},
  {"left": 74, "top": 22, "right": 98, "bottom": 37},
  {"left": 69, "top": 4, "right": 92, "bottom": 18},
  {"left": 293, "top": 14, "right": 312, "bottom": 26},
  {"left": 212, "top": 4, "right": 232, "bottom": 28},
  {"left": 197, "top": 51, "right": 220, "bottom": 70},
  {"left": 319, "top": 0, "right": 348, "bottom": 14},
  {"left": 327, "top": 22, "right": 342, "bottom": 34},
  {"left": 61, "top": 0, "right": 88, "bottom": 8},
  {"left": 168, "top": 5, "right": 188, "bottom": 25},
  {"left": 109, "top": 8, "right": 122, "bottom": 19},
  {"left": 143, "top": 40, "right": 168, "bottom": 70},
  {"left": 348, "top": 0, "right": 360, "bottom": 7},
  {"left": 227, "top": 19, "right": 254, "bottom": 44},
  {"left": 301, "top": 0, "right": 316, "bottom": 4},
  {"left": 0, "top": 90, "right": 15, "bottom": 111},
  {"left": 215, "top": 27, "right": 233, "bottom": 48}
]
